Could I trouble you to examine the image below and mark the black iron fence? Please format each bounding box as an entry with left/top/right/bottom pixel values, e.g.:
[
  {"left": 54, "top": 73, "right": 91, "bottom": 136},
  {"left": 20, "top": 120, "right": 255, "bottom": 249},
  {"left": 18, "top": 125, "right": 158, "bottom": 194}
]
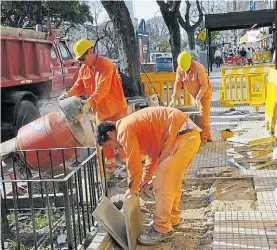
[{"left": 1, "top": 147, "right": 107, "bottom": 250}]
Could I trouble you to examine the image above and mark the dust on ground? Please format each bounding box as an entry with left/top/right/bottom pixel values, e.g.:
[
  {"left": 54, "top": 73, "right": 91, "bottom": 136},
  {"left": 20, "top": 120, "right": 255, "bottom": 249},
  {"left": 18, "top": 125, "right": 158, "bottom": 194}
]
[{"left": 108, "top": 166, "right": 257, "bottom": 250}]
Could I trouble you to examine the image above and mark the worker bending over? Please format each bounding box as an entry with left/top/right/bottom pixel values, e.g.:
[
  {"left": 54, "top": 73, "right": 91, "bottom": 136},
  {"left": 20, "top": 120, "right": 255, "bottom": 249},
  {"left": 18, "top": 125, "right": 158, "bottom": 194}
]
[
  {"left": 95, "top": 107, "right": 201, "bottom": 246},
  {"left": 59, "top": 39, "right": 127, "bottom": 179},
  {"left": 169, "top": 51, "right": 212, "bottom": 144}
]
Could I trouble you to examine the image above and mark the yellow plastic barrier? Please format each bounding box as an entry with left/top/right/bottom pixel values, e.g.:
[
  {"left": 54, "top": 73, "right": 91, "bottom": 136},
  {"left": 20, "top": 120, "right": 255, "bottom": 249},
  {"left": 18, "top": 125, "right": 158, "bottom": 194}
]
[
  {"left": 140, "top": 72, "right": 192, "bottom": 107},
  {"left": 265, "top": 69, "right": 277, "bottom": 137},
  {"left": 221, "top": 64, "right": 274, "bottom": 75},
  {"left": 220, "top": 73, "right": 267, "bottom": 110},
  {"left": 253, "top": 51, "right": 271, "bottom": 63}
]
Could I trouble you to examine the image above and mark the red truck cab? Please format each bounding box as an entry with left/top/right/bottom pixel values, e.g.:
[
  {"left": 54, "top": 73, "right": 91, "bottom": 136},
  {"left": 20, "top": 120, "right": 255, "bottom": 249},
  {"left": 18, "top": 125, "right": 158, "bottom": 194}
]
[
  {"left": 50, "top": 37, "right": 80, "bottom": 96},
  {"left": 1, "top": 25, "right": 79, "bottom": 142}
]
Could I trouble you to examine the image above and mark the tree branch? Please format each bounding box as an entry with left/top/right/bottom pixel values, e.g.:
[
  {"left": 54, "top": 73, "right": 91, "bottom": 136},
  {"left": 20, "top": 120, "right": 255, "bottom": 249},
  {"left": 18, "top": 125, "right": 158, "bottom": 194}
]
[
  {"left": 178, "top": 12, "right": 188, "bottom": 30},
  {"left": 172, "top": 1, "right": 181, "bottom": 12},
  {"left": 192, "top": 0, "right": 203, "bottom": 30},
  {"left": 185, "top": 0, "right": 191, "bottom": 23},
  {"left": 61, "top": 24, "right": 75, "bottom": 38},
  {"left": 156, "top": 0, "right": 167, "bottom": 10},
  {"left": 94, "top": 20, "right": 112, "bottom": 47}
]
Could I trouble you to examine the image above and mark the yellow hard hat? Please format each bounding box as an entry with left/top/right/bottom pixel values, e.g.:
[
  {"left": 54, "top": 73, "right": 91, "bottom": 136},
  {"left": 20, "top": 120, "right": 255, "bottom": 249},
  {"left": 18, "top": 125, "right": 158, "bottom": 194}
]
[
  {"left": 73, "top": 39, "right": 94, "bottom": 60},
  {"left": 177, "top": 51, "right": 192, "bottom": 71}
]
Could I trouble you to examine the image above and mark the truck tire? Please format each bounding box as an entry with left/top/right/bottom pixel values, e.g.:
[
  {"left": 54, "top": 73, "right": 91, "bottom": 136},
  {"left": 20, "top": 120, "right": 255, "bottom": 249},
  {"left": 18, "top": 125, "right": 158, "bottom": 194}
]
[{"left": 14, "top": 100, "right": 41, "bottom": 135}]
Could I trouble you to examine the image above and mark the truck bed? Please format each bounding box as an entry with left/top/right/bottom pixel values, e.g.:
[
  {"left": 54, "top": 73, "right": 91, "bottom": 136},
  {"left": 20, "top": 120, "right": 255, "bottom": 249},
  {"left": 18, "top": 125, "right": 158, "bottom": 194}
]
[{"left": 1, "top": 26, "right": 53, "bottom": 88}]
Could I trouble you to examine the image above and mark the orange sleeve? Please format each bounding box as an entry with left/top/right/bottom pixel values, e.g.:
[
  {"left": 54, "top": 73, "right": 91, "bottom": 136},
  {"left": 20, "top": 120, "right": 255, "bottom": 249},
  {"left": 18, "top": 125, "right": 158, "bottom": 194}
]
[
  {"left": 196, "top": 66, "right": 209, "bottom": 100},
  {"left": 143, "top": 155, "right": 158, "bottom": 181},
  {"left": 172, "top": 68, "right": 183, "bottom": 99},
  {"left": 117, "top": 130, "right": 142, "bottom": 194},
  {"left": 87, "top": 63, "right": 113, "bottom": 110},
  {"left": 67, "top": 76, "right": 84, "bottom": 97}
]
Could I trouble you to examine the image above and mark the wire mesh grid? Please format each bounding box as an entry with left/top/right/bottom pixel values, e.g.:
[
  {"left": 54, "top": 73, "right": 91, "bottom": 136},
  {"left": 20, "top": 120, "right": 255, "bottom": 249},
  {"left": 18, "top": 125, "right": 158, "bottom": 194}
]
[{"left": 1, "top": 147, "right": 107, "bottom": 250}]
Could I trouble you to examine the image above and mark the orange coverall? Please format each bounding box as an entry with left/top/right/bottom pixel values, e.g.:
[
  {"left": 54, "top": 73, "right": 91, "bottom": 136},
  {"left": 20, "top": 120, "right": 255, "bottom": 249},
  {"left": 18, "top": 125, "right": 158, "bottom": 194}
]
[
  {"left": 173, "top": 60, "right": 212, "bottom": 142},
  {"left": 68, "top": 56, "right": 127, "bottom": 170},
  {"left": 116, "top": 107, "right": 201, "bottom": 233}
]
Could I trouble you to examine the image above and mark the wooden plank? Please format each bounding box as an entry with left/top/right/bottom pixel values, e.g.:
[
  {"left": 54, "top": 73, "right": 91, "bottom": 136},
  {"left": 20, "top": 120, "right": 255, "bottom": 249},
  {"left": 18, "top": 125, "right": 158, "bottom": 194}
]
[
  {"left": 227, "top": 135, "right": 275, "bottom": 146},
  {"left": 235, "top": 156, "right": 270, "bottom": 164}
]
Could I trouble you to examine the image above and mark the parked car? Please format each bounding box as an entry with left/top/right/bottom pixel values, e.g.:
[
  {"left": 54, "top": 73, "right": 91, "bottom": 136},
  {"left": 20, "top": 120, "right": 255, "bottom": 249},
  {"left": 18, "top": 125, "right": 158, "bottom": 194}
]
[
  {"left": 150, "top": 52, "right": 172, "bottom": 63},
  {"left": 156, "top": 57, "right": 173, "bottom": 72}
]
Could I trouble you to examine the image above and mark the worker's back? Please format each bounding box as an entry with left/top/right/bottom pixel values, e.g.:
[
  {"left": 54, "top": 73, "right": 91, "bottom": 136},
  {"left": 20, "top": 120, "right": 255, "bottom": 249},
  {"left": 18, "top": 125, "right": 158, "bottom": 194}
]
[{"left": 116, "top": 107, "right": 188, "bottom": 161}]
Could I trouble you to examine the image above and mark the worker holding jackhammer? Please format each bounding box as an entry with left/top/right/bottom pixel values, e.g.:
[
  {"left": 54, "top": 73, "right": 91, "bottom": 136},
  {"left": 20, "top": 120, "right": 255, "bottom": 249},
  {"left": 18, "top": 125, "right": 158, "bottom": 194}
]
[
  {"left": 95, "top": 107, "right": 201, "bottom": 246},
  {"left": 169, "top": 51, "right": 212, "bottom": 145},
  {"left": 58, "top": 39, "right": 127, "bottom": 179}
]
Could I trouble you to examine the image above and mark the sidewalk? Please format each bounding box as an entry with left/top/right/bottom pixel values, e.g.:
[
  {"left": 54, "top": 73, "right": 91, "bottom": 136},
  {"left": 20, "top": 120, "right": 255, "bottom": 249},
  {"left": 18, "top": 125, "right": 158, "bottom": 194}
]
[{"left": 187, "top": 70, "right": 277, "bottom": 249}]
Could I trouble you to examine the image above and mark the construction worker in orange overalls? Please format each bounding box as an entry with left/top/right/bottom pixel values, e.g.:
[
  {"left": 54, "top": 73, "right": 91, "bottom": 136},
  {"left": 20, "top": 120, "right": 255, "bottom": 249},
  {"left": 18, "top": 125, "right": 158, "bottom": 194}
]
[
  {"left": 95, "top": 107, "right": 201, "bottom": 246},
  {"left": 58, "top": 39, "right": 127, "bottom": 179},
  {"left": 169, "top": 51, "right": 212, "bottom": 144}
]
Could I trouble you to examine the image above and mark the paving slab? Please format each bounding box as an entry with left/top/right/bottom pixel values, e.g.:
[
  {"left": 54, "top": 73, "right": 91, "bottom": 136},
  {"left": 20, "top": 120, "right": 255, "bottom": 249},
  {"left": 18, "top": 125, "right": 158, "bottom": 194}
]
[
  {"left": 213, "top": 212, "right": 270, "bottom": 249},
  {"left": 124, "top": 195, "right": 143, "bottom": 250},
  {"left": 92, "top": 197, "right": 128, "bottom": 250}
]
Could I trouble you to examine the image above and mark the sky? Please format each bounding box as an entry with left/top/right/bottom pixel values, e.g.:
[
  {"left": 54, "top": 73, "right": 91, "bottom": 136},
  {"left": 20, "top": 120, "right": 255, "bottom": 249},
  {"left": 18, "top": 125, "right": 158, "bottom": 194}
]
[{"left": 133, "top": 0, "right": 161, "bottom": 20}]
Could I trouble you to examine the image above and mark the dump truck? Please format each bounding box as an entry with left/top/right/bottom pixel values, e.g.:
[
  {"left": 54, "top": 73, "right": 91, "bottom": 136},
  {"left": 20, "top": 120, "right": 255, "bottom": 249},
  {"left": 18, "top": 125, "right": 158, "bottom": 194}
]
[{"left": 1, "top": 25, "right": 79, "bottom": 142}]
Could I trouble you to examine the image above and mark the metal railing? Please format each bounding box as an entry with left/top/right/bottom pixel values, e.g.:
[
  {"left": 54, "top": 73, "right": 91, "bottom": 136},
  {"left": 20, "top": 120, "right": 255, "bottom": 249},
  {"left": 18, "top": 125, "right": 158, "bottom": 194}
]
[{"left": 1, "top": 147, "right": 106, "bottom": 250}]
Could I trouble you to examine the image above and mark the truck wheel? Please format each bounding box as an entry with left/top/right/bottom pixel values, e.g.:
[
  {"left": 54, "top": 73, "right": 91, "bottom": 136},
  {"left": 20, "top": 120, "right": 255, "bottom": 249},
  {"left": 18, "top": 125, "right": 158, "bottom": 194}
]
[{"left": 15, "top": 100, "right": 41, "bottom": 135}]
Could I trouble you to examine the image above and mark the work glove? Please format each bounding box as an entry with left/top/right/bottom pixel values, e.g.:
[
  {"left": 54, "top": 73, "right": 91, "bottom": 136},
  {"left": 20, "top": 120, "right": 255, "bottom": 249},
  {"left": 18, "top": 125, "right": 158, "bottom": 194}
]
[
  {"left": 194, "top": 97, "right": 203, "bottom": 115},
  {"left": 81, "top": 100, "right": 91, "bottom": 114},
  {"left": 168, "top": 99, "right": 175, "bottom": 108},
  {"left": 140, "top": 179, "right": 152, "bottom": 194},
  {"left": 58, "top": 92, "right": 69, "bottom": 100}
]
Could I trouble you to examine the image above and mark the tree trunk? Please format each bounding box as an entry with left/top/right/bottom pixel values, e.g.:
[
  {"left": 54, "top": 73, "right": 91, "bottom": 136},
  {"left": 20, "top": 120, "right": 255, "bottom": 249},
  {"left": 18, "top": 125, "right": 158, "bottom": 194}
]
[
  {"left": 169, "top": 25, "right": 181, "bottom": 71},
  {"left": 157, "top": 1, "right": 181, "bottom": 71},
  {"left": 101, "top": 1, "right": 143, "bottom": 97},
  {"left": 187, "top": 30, "right": 195, "bottom": 50}
]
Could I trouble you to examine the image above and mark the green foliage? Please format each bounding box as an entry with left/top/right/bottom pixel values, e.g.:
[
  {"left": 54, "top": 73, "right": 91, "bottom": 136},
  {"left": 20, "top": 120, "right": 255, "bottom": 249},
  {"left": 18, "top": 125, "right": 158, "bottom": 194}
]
[
  {"left": 34, "top": 212, "right": 49, "bottom": 229},
  {"left": 7, "top": 213, "right": 15, "bottom": 223},
  {"left": 8, "top": 241, "right": 30, "bottom": 250},
  {"left": 1, "top": 1, "right": 93, "bottom": 28}
]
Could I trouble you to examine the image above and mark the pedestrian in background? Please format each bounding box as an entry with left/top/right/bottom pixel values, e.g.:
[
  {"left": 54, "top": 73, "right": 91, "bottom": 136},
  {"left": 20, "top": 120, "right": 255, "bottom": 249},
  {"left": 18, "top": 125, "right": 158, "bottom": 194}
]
[
  {"left": 214, "top": 48, "right": 222, "bottom": 68},
  {"left": 247, "top": 48, "right": 253, "bottom": 66}
]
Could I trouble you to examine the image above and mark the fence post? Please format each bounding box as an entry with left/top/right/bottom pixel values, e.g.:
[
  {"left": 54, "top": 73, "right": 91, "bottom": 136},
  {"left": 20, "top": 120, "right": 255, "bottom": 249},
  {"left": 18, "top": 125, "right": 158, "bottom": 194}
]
[{"left": 62, "top": 182, "right": 74, "bottom": 250}]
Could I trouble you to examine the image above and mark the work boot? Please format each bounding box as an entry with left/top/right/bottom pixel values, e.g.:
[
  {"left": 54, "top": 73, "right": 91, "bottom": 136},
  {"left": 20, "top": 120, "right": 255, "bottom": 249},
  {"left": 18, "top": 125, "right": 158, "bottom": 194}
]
[{"left": 138, "top": 226, "right": 173, "bottom": 246}]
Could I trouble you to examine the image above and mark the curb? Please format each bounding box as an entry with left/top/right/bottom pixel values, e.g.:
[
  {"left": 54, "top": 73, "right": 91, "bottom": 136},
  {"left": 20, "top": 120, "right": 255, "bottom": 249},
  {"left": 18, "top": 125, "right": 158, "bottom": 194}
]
[{"left": 87, "top": 231, "right": 112, "bottom": 250}]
